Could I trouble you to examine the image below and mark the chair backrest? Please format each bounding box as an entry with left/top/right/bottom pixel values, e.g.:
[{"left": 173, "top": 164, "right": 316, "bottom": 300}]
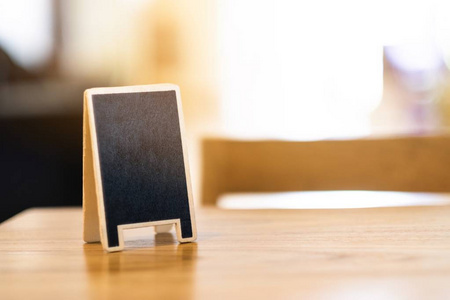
[{"left": 201, "top": 136, "right": 450, "bottom": 205}]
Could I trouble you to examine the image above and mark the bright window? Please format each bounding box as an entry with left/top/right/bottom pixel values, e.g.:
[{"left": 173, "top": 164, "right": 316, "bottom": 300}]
[{"left": 217, "top": 0, "right": 450, "bottom": 140}]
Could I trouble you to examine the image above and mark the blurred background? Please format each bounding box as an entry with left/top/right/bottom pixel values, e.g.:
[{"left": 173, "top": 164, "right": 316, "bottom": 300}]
[{"left": 2, "top": 0, "right": 450, "bottom": 221}]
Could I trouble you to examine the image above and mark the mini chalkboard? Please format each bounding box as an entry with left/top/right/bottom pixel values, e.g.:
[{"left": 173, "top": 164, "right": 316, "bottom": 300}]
[{"left": 82, "top": 84, "right": 197, "bottom": 252}]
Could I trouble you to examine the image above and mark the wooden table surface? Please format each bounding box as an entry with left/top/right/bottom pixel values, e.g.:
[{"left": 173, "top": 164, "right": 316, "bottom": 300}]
[{"left": 1, "top": 204, "right": 450, "bottom": 299}]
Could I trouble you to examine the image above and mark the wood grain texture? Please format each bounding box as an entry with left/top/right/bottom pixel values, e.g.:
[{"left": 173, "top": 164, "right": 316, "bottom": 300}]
[
  {"left": 1, "top": 205, "right": 450, "bottom": 300},
  {"left": 202, "top": 136, "right": 450, "bottom": 205}
]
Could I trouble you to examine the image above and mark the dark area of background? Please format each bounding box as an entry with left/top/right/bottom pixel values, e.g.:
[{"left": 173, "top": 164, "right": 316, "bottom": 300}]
[
  {"left": 0, "top": 115, "right": 82, "bottom": 222},
  {"left": 0, "top": 47, "right": 96, "bottom": 222}
]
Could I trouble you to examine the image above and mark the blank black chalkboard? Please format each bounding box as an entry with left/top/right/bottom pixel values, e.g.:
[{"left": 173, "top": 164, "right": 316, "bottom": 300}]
[{"left": 82, "top": 85, "right": 196, "bottom": 252}]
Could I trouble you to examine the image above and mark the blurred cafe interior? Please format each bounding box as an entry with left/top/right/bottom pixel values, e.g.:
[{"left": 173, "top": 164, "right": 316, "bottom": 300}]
[{"left": 3, "top": 0, "right": 450, "bottom": 221}]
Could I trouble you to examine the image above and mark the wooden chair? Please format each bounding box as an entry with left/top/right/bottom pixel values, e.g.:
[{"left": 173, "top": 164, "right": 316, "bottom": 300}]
[{"left": 201, "top": 136, "right": 450, "bottom": 205}]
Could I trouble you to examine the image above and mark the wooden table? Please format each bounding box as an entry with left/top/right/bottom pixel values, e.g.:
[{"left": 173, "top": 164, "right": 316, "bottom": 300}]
[{"left": 1, "top": 203, "right": 450, "bottom": 299}]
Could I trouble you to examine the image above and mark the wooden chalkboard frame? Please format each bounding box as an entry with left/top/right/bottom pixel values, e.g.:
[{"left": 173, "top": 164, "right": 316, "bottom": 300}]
[{"left": 82, "top": 84, "right": 197, "bottom": 252}]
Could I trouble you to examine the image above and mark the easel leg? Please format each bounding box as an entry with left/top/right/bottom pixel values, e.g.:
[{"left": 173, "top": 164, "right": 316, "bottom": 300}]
[
  {"left": 83, "top": 97, "right": 100, "bottom": 243},
  {"left": 106, "top": 225, "right": 121, "bottom": 249},
  {"left": 176, "top": 218, "right": 195, "bottom": 243}
]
